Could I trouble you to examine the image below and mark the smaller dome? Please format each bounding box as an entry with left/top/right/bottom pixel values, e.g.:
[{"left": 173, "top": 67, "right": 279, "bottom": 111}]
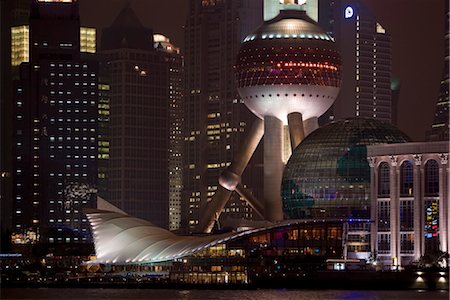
[
  {"left": 282, "top": 118, "right": 411, "bottom": 220},
  {"left": 243, "top": 10, "right": 334, "bottom": 43}
]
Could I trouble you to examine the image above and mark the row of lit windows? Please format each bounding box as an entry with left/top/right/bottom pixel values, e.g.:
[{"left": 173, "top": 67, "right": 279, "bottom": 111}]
[
  {"left": 49, "top": 91, "right": 96, "bottom": 96},
  {"left": 49, "top": 100, "right": 96, "bottom": 105},
  {"left": 377, "top": 160, "right": 440, "bottom": 197},
  {"left": 236, "top": 65, "right": 340, "bottom": 88}
]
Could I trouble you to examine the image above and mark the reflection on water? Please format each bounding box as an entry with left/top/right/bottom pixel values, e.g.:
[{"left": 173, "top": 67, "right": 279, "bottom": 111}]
[{"left": 1, "top": 288, "right": 449, "bottom": 300}]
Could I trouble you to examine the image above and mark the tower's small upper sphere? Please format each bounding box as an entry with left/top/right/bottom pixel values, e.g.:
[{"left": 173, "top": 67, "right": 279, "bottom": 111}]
[{"left": 235, "top": 10, "right": 342, "bottom": 123}]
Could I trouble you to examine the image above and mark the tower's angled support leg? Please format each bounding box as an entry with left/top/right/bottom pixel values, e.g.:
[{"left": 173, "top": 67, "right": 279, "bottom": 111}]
[
  {"left": 287, "top": 112, "right": 305, "bottom": 151},
  {"left": 196, "top": 118, "right": 264, "bottom": 233},
  {"left": 235, "top": 183, "right": 264, "bottom": 219}
]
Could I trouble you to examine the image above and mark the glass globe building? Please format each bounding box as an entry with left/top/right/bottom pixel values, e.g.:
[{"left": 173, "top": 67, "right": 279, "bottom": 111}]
[{"left": 282, "top": 118, "right": 410, "bottom": 220}]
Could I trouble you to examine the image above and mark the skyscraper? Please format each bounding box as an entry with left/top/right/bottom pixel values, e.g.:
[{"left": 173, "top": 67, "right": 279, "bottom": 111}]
[
  {"left": 428, "top": 0, "right": 449, "bottom": 141},
  {"left": 0, "top": 0, "right": 12, "bottom": 252},
  {"left": 11, "top": 0, "right": 98, "bottom": 251},
  {"left": 183, "top": 0, "right": 263, "bottom": 232},
  {"left": 101, "top": 5, "right": 182, "bottom": 229},
  {"left": 154, "top": 34, "right": 184, "bottom": 231},
  {"left": 319, "top": 0, "right": 392, "bottom": 123},
  {"left": 1, "top": 0, "right": 32, "bottom": 252}
]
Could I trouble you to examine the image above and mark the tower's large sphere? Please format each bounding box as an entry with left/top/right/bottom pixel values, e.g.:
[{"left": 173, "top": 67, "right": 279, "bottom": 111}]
[
  {"left": 281, "top": 118, "right": 410, "bottom": 220},
  {"left": 235, "top": 10, "right": 342, "bottom": 123}
]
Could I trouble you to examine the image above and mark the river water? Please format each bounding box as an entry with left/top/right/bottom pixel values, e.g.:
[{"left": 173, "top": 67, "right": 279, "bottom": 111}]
[{"left": 1, "top": 288, "right": 449, "bottom": 300}]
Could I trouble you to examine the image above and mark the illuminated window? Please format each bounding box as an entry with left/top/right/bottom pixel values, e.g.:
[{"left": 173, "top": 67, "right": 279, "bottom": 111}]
[
  {"left": 377, "top": 162, "right": 390, "bottom": 197},
  {"left": 11, "top": 26, "right": 29, "bottom": 66},
  {"left": 400, "top": 161, "right": 413, "bottom": 197},
  {"left": 376, "top": 23, "right": 386, "bottom": 34},
  {"left": 425, "top": 160, "right": 439, "bottom": 196}
]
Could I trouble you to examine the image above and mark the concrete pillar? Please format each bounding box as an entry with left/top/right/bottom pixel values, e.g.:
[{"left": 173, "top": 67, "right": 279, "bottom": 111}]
[
  {"left": 287, "top": 112, "right": 304, "bottom": 152},
  {"left": 368, "top": 157, "right": 378, "bottom": 257},
  {"left": 420, "top": 163, "right": 426, "bottom": 256},
  {"left": 264, "top": 116, "right": 284, "bottom": 222},
  {"left": 196, "top": 119, "right": 264, "bottom": 233},
  {"left": 438, "top": 154, "right": 448, "bottom": 253},
  {"left": 413, "top": 155, "right": 422, "bottom": 261},
  {"left": 303, "top": 116, "right": 318, "bottom": 137},
  {"left": 389, "top": 156, "right": 399, "bottom": 269},
  {"left": 447, "top": 157, "right": 450, "bottom": 261}
]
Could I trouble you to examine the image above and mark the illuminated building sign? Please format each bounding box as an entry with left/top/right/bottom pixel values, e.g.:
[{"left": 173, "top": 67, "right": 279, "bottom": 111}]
[
  {"left": 425, "top": 200, "right": 439, "bottom": 239},
  {"left": 344, "top": 6, "right": 354, "bottom": 19}
]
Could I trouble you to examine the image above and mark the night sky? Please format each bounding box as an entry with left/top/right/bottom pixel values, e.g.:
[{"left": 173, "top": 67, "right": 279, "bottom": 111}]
[{"left": 79, "top": 0, "right": 446, "bottom": 141}]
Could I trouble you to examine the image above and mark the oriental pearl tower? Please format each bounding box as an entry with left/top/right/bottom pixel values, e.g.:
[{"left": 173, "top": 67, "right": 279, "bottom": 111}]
[{"left": 197, "top": 0, "right": 342, "bottom": 233}]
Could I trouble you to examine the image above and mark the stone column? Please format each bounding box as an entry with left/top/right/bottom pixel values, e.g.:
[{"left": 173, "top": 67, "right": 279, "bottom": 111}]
[
  {"left": 447, "top": 156, "right": 450, "bottom": 258},
  {"left": 439, "top": 153, "right": 448, "bottom": 253},
  {"left": 368, "top": 157, "right": 378, "bottom": 257},
  {"left": 420, "top": 162, "right": 426, "bottom": 256},
  {"left": 413, "top": 155, "right": 422, "bottom": 261},
  {"left": 389, "top": 155, "right": 399, "bottom": 269},
  {"left": 264, "top": 116, "right": 284, "bottom": 222}
]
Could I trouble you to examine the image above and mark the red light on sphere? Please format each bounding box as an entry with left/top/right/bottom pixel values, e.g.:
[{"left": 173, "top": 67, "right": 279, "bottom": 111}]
[{"left": 235, "top": 10, "right": 342, "bottom": 122}]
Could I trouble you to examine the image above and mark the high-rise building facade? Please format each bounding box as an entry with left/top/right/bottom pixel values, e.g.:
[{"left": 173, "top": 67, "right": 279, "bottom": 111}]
[
  {"left": 368, "top": 141, "right": 449, "bottom": 267},
  {"left": 97, "top": 62, "right": 111, "bottom": 200},
  {"left": 11, "top": 25, "right": 96, "bottom": 67},
  {"left": 319, "top": 0, "right": 392, "bottom": 123},
  {"left": 153, "top": 34, "right": 184, "bottom": 231},
  {"left": 11, "top": 0, "right": 98, "bottom": 249},
  {"left": 101, "top": 5, "right": 182, "bottom": 229},
  {"left": 1, "top": 0, "right": 32, "bottom": 252},
  {"left": 0, "top": 0, "right": 11, "bottom": 252},
  {"left": 183, "top": 0, "right": 264, "bottom": 232},
  {"left": 428, "top": 0, "right": 449, "bottom": 141}
]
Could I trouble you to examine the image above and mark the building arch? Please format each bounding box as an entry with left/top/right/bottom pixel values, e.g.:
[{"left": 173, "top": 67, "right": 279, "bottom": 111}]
[
  {"left": 377, "top": 161, "right": 390, "bottom": 197},
  {"left": 400, "top": 160, "right": 413, "bottom": 197},
  {"left": 424, "top": 159, "right": 439, "bottom": 197}
]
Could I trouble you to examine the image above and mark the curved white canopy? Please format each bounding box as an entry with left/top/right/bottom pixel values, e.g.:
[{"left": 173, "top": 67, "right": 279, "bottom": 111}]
[
  {"left": 85, "top": 208, "right": 359, "bottom": 264},
  {"left": 86, "top": 210, "right": 256, "bottom": 264}
]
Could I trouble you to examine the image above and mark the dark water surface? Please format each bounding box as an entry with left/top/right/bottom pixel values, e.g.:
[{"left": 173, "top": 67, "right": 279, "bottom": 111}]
[{"left": 1, "top": 288, "right": 449, "bottom": 300}]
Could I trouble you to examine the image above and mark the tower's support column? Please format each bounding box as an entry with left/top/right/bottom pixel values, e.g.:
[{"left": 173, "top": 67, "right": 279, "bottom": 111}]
[
  {"left": 264, "top": 116, "right": 284, "bottom": 222},
  {"left": 303, "top": 116, "right": 319, "bottom": 137},
  {"left": 287, "top": 112, "right": 304, "bottom": 151},
  {"left": 196, "top": 118, "right": 264, "bottom": 233}
]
